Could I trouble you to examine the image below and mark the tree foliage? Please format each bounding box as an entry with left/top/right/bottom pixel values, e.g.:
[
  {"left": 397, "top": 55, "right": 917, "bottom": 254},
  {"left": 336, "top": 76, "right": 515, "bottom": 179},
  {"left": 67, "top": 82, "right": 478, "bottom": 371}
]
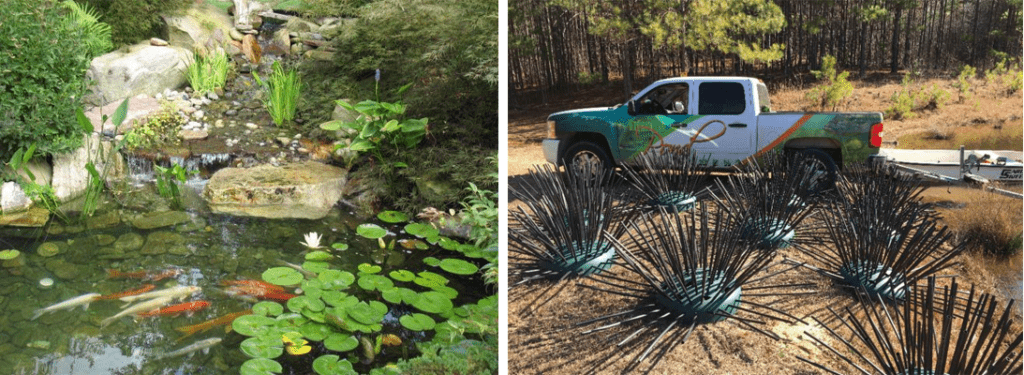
[{"left": 806, "top": 55, "right": 853, "bottom": 111}]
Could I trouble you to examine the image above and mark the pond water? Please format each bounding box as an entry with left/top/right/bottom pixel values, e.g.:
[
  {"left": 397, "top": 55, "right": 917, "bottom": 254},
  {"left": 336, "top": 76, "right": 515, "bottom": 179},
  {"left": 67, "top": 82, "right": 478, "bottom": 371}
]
[{"left": 0, "top": 170, "right": 488, "bottom": 374}]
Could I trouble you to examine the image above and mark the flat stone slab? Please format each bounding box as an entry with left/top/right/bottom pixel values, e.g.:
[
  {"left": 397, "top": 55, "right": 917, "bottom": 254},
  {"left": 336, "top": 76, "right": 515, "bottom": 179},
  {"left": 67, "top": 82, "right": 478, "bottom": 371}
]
[
  {"left": 131, "top": 211, "right": 191, "bottom": 230},
  {"left": 203, "top": 161, "right": 347, "bottom": 219},
  {"left": 0, "top": 207, "right": 49, "bottom": 227}
]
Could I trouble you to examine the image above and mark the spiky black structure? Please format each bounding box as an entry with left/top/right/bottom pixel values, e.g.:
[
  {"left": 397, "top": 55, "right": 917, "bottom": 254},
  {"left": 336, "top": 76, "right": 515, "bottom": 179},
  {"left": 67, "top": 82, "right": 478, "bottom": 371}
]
[
  {"left": 798, "top": 277, "right": 1022, "bottom": 374},
  {"left": 790, "top": 165, "right": 965, "bottom": 302},
  {"left": 620, "top": 148, "right": 712, "bottom": 212},
  {"left": 575, "top": 204, "right": 814, "bottom": 369},
  {"left": 509, "top": 163, "right": 635, "bottom": 285},
  {"left": 711, "top": 151, "right": 825, "bottom": 252}
]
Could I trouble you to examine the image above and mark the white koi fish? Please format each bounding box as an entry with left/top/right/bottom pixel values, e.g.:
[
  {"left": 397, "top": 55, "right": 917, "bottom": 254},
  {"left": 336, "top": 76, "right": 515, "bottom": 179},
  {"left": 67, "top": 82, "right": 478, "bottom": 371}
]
[
  {"left": 101, "top": 295, "right": 174, "bottom": 328},
  {"left": 119, "top": 285, "right": 201, "bottom": 306},
  {"left": 153, "top": 337, "right": 222, "bottom": 360},
  {"left": 31, "top": 293, "right": 102, "bottom": 320}
]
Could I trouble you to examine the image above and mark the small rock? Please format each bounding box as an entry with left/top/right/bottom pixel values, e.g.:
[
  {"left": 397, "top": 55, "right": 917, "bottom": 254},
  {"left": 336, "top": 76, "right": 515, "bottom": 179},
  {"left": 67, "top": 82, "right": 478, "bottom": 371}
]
[
  {"left": 184, "top": 87, "right": 193, "bottom": 94},
  {"left": 201, "top": 98, "right": 211, "bottom": 106},
  {"left": 190, "top": 98, "right": 204, "bottom": 107},
  {"left": 244, "top": 129, "right": 252, "bottom": 135},
  {"left": 194, "top": 110, "right": 205, "bottom": 119},
  {"left": 181, "top": 129, "right": 210, "bottom": 140},
  {"left": 294, "top": 133, "right": 302, "bottom": 139},
  {"left": 180, "top": 106, "right": 196, "bottom": 115},
  {"left": 245, "top": 123, "right": 258, "bottom": 129},
  {"left": 186, "top": 121, "right": 202, "bottom": 129},
  {"left": 298, "top": 147, "right": 310, "bottom": 153},
  {"left": 207, "top": 92, "right": 219, "bottom": 101},
  {"left": 231, "top": 101, "right": 242, "bottom": 107},
  {"left": 130, "top": 211, "right": 190, "bottom": 230},
  {"left": 149, "top": 37, "right": 169, "bottom": 46},
  {"left": 277, "top": 137, "right": 291, "bottom": 145},
  {"left": 225, "top": 109, "right": 238, "bottom": 116},
  {"left": 229, "top": 28, "right": 244, "bottom": 41},
  {"left": 155, "top": 93, "right": 163, "bottom": 100},
  {"left": 215, "top": 119, "right": 225, "bottom": 128}
]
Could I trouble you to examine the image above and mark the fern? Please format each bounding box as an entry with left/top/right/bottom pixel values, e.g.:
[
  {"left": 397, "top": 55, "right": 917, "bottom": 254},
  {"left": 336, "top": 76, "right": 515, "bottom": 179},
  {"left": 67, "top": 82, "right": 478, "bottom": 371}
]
[{"left": 60, "top": 0, "right": 112, "bottom": 58}]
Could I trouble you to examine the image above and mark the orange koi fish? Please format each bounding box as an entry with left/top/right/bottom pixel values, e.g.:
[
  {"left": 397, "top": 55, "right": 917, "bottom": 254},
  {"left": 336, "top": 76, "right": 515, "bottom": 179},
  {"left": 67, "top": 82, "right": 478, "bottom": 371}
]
[
  {"left": 220, "top": 279, "right": 285, "bottom": 293},
  {"left": 175, "top": 309, "right": 252, "bottom": 339},
  {"left": 136, "top": 301, "right": 210, "bottom": 317},
  {"left": 97, "top": 284, "right": 156, "bottom": 300},
  {"left": 260, "top": 292, "right": 297, "bottom": 302},
  {"left": 107, "top": 268, "right": 182, "bottom": 281}
]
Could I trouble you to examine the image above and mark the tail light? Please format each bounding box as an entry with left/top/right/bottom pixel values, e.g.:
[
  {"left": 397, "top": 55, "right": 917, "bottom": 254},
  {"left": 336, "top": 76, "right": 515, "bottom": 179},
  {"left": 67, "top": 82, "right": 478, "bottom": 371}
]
[{"left": 870, "top": 123, "right": 883, "bottom": 148}]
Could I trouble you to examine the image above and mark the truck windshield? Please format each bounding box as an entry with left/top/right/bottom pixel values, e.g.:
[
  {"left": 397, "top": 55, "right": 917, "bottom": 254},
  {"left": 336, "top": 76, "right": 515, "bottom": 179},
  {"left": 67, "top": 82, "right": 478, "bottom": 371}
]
[{"left": 756, "top": 83, "right": 771, "bottom": 112}]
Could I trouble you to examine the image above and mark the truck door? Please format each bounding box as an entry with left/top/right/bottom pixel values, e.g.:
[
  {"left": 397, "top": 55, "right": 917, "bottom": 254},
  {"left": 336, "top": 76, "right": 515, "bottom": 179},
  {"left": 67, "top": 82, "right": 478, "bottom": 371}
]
[{"left": 661, "top": 81, "right": 756, "bottom": 167}]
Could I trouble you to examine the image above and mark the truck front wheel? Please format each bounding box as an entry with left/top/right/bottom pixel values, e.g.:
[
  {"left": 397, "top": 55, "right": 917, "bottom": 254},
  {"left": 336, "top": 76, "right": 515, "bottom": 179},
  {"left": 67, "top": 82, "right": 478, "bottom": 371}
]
[{"left": 561, "top": 140, "right": 614, "bottom": 174}]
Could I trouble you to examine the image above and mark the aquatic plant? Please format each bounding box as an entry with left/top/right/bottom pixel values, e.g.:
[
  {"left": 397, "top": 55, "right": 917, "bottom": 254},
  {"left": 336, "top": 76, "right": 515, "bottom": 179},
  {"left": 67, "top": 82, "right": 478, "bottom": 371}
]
[
  {"left": 186, "top": 50, "right": 231, "bottom": 96},
  {"left": 798, "top": 277, "right": 1022, "bottom": 374},
  {"left": 253, "top": 60, "right": 302, "bottom": 126},
  {"left": 620, "top": 147, "right": 712, "bottom": 212},
  {"left": 318, "top": 85, "right": 427, "bottom": 166},
  {"left": 154, "top": 162, "right": 195, "bottom": 210},
  {"left": 577, "top": 204, "right": 812, "bottom": 369},
  {"left": 300, "top": 232, "right": 324, "bottom": 249}
]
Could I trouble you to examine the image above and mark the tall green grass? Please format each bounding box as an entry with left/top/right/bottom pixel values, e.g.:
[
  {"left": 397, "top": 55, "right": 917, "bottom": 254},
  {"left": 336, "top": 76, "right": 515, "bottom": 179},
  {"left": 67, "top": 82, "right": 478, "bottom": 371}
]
[
  {"left": 186, "top": 51, "right": 230, "bottom": 96},
  {"left": 254, "top": 61, "right": 303, "bottom": 126}
]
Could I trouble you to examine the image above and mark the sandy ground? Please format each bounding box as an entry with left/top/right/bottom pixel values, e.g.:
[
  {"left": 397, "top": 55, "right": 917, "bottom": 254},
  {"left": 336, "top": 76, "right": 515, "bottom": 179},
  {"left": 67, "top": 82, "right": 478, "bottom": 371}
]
[{"left": 506, "top": 74, "right": 1023, "bottom": 374}]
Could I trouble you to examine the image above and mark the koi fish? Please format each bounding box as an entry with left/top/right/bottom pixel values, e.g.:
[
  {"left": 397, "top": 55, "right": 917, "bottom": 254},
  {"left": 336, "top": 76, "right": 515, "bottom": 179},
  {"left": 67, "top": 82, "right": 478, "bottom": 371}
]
[
  {"left": 101, "top": 296, "right": 174, "bottom": 328},
  {"left": 106, "top": 268, "right": 182, "bottom": 281},
  {"left": 136, "top": 301, "right": 210, "bottom": 317},
  {"left": 220, "top": 279, "right": 284, "bottom": 293},
  {"left": 31, "top": 293, "right": 102, "bottom": 320},
  {"left": 119, "top": 285, "right": 201, "bottom": 305},
  {"left": 260, "top": 292, "right": 297, "bottom": 302},
  {"left": 223, "top": 285, "right": 296, "bottom": 302},
  {"left": 175, "top": 309, "right": 252, "bottom": 340},
  {"left": 153, "top": 337, "right": 222, "bottom": 361},
  {"left": 97, "top": 284, "right": 156, "bottom": 300}
]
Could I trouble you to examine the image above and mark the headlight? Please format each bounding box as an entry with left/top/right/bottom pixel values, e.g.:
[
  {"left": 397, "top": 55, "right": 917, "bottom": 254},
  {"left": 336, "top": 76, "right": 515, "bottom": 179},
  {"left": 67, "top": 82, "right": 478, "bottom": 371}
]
[{"left": 546, "top": 120, "right": 556, "bottom": 139}]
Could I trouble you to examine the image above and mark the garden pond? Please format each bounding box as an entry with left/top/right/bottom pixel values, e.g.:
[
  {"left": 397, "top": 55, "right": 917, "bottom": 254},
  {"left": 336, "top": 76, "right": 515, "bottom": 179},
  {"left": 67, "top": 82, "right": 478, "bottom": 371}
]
[{"left": 0, "top": 169, "right": 495, "bottom": 375}]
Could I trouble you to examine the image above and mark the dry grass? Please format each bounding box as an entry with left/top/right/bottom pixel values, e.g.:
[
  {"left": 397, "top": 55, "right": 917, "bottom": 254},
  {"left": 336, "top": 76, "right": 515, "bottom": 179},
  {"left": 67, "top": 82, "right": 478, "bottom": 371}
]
[{"left": 932, "top": 187, "right": 1024, "bottom": 255}]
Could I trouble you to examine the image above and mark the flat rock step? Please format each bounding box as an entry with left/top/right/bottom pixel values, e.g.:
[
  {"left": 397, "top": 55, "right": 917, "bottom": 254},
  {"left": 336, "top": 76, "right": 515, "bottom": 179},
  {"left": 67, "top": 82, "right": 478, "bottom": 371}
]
[{"left": 203, "top": 161, "right": 346, "bottom": 219}]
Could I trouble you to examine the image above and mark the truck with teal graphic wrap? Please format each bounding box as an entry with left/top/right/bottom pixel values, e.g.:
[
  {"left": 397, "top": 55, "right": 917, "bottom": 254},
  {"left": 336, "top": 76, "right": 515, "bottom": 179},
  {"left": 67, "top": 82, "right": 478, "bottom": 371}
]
[{"left": 542, "top": 77, "right": 885, "bottom": 172}]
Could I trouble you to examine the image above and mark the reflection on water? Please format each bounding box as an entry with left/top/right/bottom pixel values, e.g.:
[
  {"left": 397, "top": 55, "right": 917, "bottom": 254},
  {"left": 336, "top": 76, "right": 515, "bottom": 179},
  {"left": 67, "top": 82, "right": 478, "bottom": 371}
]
[{"left": 990, "top": 251, "right": 1023, "bottom": 318}]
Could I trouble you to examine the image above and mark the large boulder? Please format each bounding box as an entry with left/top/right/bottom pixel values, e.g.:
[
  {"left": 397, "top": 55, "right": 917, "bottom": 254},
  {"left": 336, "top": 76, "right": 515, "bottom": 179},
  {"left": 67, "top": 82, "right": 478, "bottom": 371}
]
[
  {"left": 84, "top": 44, "right": 192, "bottom": 107},
  {"left": 0, "top": 182, "right": 31, "bottom": 213},
  {"left": 51, "top": 133, "right": 126, "bottom": 202},
  {"left": 2, "top": 159, "right": 52, "bottom": 188},
  {"left": 162, "top": 2, "right": 235, "bottom": 50},
  {"left": 84, "top": 95, "right": 164, "bottom": 135},
  {"left": 203, "top": 162, "right": 347, "bottom": 219}
]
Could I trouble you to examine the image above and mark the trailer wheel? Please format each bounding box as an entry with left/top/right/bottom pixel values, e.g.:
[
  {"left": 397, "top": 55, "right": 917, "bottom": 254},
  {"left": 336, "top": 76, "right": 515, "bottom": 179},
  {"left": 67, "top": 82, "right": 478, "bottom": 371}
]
[
  {"left": 792, "top": 148, "right": 837, "bottom": 195},
  {"left": 561, "top": 140, "right": 614, "bottom": 175}
]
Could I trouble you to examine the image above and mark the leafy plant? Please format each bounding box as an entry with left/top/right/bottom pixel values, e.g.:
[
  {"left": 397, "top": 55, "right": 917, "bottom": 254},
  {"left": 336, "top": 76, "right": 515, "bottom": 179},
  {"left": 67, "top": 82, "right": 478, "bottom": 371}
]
[
  {"left": 887, "top": 75, "right": 917, "bottom": 120},
  {"left": 806, "top": 55, "right": 853, "bottom": 111},
  {"left": 59, "top": 0, "right": 112, "bottom": 58},
  {"left": 954, "top": 64, "right": 976, "bottom": 102},
  {"left": 76, "top": 98, "right": 130, "bottom": 218},
  {"left": 1, "top": 144, "right": 64, "bottom": 220},
  {"left": 154, "top": 163, "right": 196, "bottom": 209},
  {"left": 122, "top": 101, "right": 184, "bottom": 151},
  {"left": 320, "top": 86, "right": 427, "bottom": 166},
  {"left": 186, "top": 50, "right": 231, "bottom": 96},
  {"left": 77, "top": 0, "right": 193, "bottom": 46},
  {"left": 253, "top": 60, "right": 303, "bottom": 126},
  {"left": 919, "top": 84, "right": 950, "bottom": 111}
]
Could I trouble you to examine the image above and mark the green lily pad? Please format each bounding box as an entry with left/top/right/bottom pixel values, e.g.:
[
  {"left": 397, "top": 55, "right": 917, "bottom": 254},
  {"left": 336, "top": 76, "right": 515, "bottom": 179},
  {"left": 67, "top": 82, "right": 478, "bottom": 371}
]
[
  {"left": 0, "top": 250, "right": 20, "bottom": 261},
  {"left": 356, "top": 224, "right": 387, "bottom": 239},
  {"left": 321, "top": 291, "right": 350, "bottom": 307},
  {"left": 302, "top": 260, "right": 330, "bottom": 274},
  {"left": 241, "top": 358, "right": 282, "bottom": 375},
  {"left": 253, "top": 301, "right": 284, "bottom": 317},
  {"left": 241, "top": 336, "right": 283, "bottom": 359},
  {"left": 305, "top": 251, "right": 333, "bottom": 261},
  {"left": 400, "top": 313, "right": 436, "bottom": 331},
  {"left": 312, "top": 354, "right": 356, "bottom": 375},
  {"left": 263, "top": 267, "right": 303, "bottom": 286},
  {"left": 423, "top": 257, "right": 441, "bottom": 267},
  {"left": 418, "top": 271, "right": 450, "bottom": 285},
  {"left": 323, "top": 332, "right": 359, "bottom": 352},
  {"left": 428, "top": 284, "right": 458, "bottom": 300},
  {"left": 404, "top": 223, "right": 439, "bottom": 238},
  {"left": 388, "top": 270, "right": 415, "bottom": 282},
  {"left": 377, "top": 211, "right": 408, "bottom": 223},
  {"left": 300, "top": 280, "right": 324, "bottom": 300},
  {"left": 439, "top": 258, "right": 479, "bottom": 275},
  {"left": 302, "top": 308, "right": 326, "bottom": 323},
  {"left": 331, "top": 242, "right": 349, "bottom": 251},
  {"left": 287, "top": 296, "right": 326, "bottom": 313},
  {"left": 357, "top": 274, "right": 394, "bottom": 292},
  {"left": 233, "top": 315, "right": 277, "bottom": 337},
  {"left": 347, "top": 301, "right": 386, "bottom": 325},
  {"left": 357, "top": 263, "right": 382, "bottom": 274},
  {"left": 438, "top": 237, "right": 460, "bottom": 250},
  {"left": 318, "top": 270, "right": 355, "bottom": 289},
  {"left": 299, "top": 322, "right": 332, "bottom": 341},
  {"left": 382, "top": 287, "right": 420, "bottom": 305},
  {"left": 411, "top": 291, "right": 453, "bottom": 314},
  {"left": 369, "top": 300, "right": 388, "bottom": 316}
]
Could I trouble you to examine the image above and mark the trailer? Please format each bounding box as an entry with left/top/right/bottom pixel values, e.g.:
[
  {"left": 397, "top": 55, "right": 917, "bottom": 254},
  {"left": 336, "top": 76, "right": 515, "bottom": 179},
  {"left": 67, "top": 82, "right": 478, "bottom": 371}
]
[{"left": 876, "top": 146, "right": 1023, "bottom": 199}]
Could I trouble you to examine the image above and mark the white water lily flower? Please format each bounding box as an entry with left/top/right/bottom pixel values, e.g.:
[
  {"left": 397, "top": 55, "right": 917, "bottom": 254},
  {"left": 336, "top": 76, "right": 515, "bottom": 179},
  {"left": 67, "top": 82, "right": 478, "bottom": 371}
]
[{"left": 300, "top": 232, "right": 323, "bottom": 249}]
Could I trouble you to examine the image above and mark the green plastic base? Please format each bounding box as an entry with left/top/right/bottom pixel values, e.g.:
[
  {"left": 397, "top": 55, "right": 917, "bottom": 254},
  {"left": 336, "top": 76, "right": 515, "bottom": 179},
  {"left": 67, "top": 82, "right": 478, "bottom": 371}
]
[
  {"left": 739, "top": 217, "right": 795, "bottom": 249},
  {"left": 655, "top": 268, "right": 741, "bottom": 323},
  {"left": 838, "top": 261, "right": 907, "bottom": 301},
  {"left": 541, "top": 241, "right": 616, "bottom": 276},
  {"left": 649, "top": 191, "right": 696, "bottom": 212}
]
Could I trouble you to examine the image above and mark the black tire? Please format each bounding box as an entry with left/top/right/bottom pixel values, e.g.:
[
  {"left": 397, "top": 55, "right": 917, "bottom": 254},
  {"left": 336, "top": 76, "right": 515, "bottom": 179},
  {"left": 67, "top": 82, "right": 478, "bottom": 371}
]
[
  {"left": 561, "top": 140, "right": 614, "bottom": 174},
  {"left": 792, "top": 148, "right": 838, "bottom": 195}
]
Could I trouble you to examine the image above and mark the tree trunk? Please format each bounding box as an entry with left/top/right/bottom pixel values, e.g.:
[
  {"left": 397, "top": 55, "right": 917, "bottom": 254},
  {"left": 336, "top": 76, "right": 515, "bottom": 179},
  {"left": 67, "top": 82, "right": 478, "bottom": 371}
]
[{"left": 890, "top": 6, "right": 901, "bottom": 73}]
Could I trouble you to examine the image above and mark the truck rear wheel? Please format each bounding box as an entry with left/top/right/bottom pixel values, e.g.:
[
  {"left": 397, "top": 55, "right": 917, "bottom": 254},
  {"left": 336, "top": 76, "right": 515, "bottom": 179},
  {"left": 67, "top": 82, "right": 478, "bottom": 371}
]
[
  {"left": 792, "top": 148, "right": 837, "bottom": 195},
  {"left": 561, "top": 140, "right": 614, "bottom": 174}
]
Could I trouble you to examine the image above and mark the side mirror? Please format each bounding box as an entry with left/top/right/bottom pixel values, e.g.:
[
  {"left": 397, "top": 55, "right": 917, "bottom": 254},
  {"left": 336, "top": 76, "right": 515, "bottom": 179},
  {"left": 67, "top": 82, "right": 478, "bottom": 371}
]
[{"left": 627, "top": 100, "right": 637, "bottom": 116}]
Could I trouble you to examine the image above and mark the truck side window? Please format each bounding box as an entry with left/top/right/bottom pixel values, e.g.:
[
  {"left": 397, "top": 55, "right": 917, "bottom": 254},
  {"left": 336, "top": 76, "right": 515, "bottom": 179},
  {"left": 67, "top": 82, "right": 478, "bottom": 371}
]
[
  {"left": 698, "top": 82, "right": 745, "bottom": 115},
  {"left": 637, "top": 83, "right": 688, "bottom": 115}
]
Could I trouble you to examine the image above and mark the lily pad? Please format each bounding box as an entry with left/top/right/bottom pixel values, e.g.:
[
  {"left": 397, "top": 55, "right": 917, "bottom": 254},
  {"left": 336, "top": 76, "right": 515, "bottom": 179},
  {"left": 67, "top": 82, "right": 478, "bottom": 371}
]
[
  {"left": 411, "top": 291, "right": 453, "bottom": 314},
  {"left": 318, "top": 270, "right": 355, "bottom": 289},
  {"left": 397, "top": 239, "right": 427, "bottom": 250},
  {"left": 0, "top": 250, "right": 20, "bottom": 260},
  {"left": 287, "top": 296, "right": 326, "bottom": 313},
  {"left": 377, "top": 211, "right": 408, "bottom": 223},
  {"left": 438, "top": 237, "right": 460, "bottom": 250},
  {"left": 357, "top": 274, "right": 393, "bottom": 292},
  {"left": 388, "top": 270, "right": 415, "bottom": 282},
  {"left": 347, "top": 301, "right": 386, "bottom": 325},
  {"left": 356, "top": 224, "right": 387, "bottom": 239},
  {"left": 404, "top": 223, "right": 439, "bottom": 238},
  {"left": 241, "top": 337, "right": 282, "bottom": 359},
  {"left": 302, "top": 308, "right": 326, "bottom": 323},
  {"left": 382, "top": 287, "right": 419, "bottom": 305},
  {"left": 418, "top": 271, "right": 450, "bottom": 285},
  {"left": 439, "top": 258, "right": 479, "bottom": 275},
  {"left": 233, "top": 315, "right": 277, "bottom": 337},
  {"left": 400, "top": 313, "right": 436, "bottom": 331},
  {"left": 323, "top": 332, "right": 359, "bottom": 352},
  {"left": 357, "top": 263, "right": 382, "bottom": 274},
  {"left": 312, "top": 354, "right": 356, "bottom": 375},
  {"left": 262, "top": 267, "right": 303, "bottom": 286},
  {"left": 302, "top": 261, "right": 330, "bottom": 274},
  {"left": 253, "top": 301, "right": 284, "bottom": 316},
  {"left": 301, "top": 279, "right": 325, "bottom": 300},
  {"left": 321, "top": 291, "right": 350, "bottom": 307},
  {"left": 305, "top": 251, "right": 333, "bottom": 261},
  {"left": 241, "top": 358, "right": 282, "bottom": 375},
  {"left": 299, "top": 322, "right": 332, "bottom": 341},
  {"left": 423, "top": 257, "right": 441, "bottom": 267},
  {"left": 331, "top": 242, "right": 349, "bottom": 251}
]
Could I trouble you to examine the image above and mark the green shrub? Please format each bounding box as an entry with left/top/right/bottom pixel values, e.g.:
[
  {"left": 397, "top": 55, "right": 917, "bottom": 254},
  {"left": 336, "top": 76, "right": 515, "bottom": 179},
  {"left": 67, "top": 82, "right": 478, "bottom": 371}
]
[
  {"left": 253, "top": 61, "right": 303, "bottom": 126},
  {"left": 60, "top": 0, "right": 112, "bottom": 57},
  {"left": 0, "top": 0, "right": 93, "bottom": 162},
  {"left": 123, "top": 102, "right": 184, "bottom": 150},
  {"left": 186, "top": 51, "right": 231, "bottom": 96},
  {"left": 887, "top": 89, "right": 916, "bottom": 120},
  {"left": 320, "top": 90, "right": 427, "bottom": 166},
  {"left": 955, "top": 64, "right": 977, "bottom": 101},
  {"left": 1005, "top": 69, "right": 1023, "bottom": 95},
  {"left": 78, "top": 0, "right": 193, "bottom": 46},
  {"left": 919, "top": 84, "right": 950, "bottom": 111},
  {"left": 806, "top": 55, "right": 853, "bottom": 111}
]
